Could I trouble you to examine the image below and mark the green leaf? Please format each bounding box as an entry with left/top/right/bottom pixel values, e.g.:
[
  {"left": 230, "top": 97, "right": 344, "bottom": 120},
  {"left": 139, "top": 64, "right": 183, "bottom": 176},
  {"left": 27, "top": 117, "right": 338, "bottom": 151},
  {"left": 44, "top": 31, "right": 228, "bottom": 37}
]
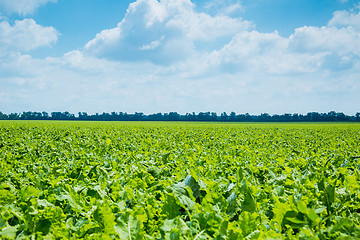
[
  {"left": 238, "top": 212, "right": 260, "bottom": 237},
  {"left": 162, "top": 152, "right": 171, "bottom": 164},
  {"left": 36, "top": 219, "right": 51, "bottom": 236},
  {"left": 0, "top": 226, "right": 18, "bottom": 239},
  {"left": 114, "top": 214, "right": 142, "bottom": 240},
  {"left": 160, "top": 217, "right": 189, "bottom": 239},
  {"left": 286, "top": 217, "right": 307, "bottom": 224},
  {"left": 162, "top": 193, "right": 183, "bottom": 219},
  {"left": 242, "top": 188, "right": 256, "bottom": 213},
  {"left": 22, "top": 186, "right": 42, "bottom": 200},
  {"left": 315, "top": 207, "right": 326, "bottom": 214},
  {"left": 93, "top": 204, "right": 115, "bottom": 234},
  {"left": 325, "top": 184, "right": 335, "bottom": 206},
  {"left": 184, "top": 175, "right": 201, "bottom": 200},
  {"left": 281, "top": 211, "right": 306, "bottom": 231},
  {"left": 172, "top": 178, "right": 196, "bottom": 211},
  {"left": 27, "top": 206, "right": 38, "bottom": 215},
  {"left": 308, "top": 209, "right": 319, "bottom": 222},
  {"left": 245, "top": 230, "right": 260, "bottom": 240},
  {"left": 297, "top": 201, "right": 308, "bottom": 214},
  {"left": 219, "top": 220, "right": 228, "bottom": 236}
]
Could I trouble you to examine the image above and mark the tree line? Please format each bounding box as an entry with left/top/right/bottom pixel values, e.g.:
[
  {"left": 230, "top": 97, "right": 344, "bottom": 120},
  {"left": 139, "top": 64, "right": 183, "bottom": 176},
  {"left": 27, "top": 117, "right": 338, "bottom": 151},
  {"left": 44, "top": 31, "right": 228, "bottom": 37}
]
[{"left": 0, "top": 111, "right": 359, "bottom": 122}]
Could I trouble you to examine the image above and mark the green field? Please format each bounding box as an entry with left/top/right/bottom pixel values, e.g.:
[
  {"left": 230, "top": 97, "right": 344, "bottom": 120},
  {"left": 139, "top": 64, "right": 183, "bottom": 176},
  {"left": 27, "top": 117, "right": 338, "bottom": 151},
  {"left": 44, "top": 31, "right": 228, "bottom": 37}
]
[{"left": 1, "top": 121, "right": 360, "bottom": 239}]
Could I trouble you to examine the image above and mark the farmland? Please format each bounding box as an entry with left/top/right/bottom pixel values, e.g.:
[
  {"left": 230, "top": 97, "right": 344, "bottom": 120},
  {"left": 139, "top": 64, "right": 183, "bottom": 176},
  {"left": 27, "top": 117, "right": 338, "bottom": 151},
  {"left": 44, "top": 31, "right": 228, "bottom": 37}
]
[{"left": 1, "top": 121, "right": 360, "bottom": 239}]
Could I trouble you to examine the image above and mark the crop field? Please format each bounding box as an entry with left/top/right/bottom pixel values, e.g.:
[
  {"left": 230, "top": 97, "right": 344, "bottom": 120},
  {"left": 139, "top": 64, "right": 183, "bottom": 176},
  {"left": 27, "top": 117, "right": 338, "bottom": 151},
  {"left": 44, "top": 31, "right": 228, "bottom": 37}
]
[{"left": 1, "top": 121, "right": 360, "bottom": 239}]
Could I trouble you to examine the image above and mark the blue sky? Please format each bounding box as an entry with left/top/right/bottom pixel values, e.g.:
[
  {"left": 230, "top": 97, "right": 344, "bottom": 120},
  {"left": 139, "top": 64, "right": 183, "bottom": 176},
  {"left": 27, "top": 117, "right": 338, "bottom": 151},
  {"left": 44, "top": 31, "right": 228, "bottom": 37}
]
[{"left": 0, "top": 0, "right": 359, "bottom": 115}]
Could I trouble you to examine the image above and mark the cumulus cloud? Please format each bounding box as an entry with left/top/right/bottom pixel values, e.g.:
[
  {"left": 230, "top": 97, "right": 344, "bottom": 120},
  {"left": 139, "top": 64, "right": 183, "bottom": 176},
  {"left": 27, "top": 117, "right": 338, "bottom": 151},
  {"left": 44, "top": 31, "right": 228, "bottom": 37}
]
[
  {"left": 1, "top": 49, "right": 358, "bottom": 115},
  {"left": 0, "top": 0, "right": 57, "bottom": 15},
  {"left": 0, "top": 19, "right": 58, "bottom": 52},
  {"left": 203, "top": 31, "right": 326, "bottom": 75},
  {"left": 84, "top": 0, "right": 252, "bottom": 64},
  {"left": 285, "top": 6, "right": 360, "bottom": 71},
  {"left": 204, "top": 4, "right": 360, "bottom": 75},
  {"left": 1, "top": 0, "right": 360, "bottom": 115},
  {"left": 329, "top": 6, "right": 360, "bottom": 30},
  {"left": 83, "top": 0, "right": 360, "bottom": 74},
  {"left": 289, "top": 26, "right": 360, "bottom": 55},
  {"left": 203, "top": 0, "right": 244, "bottom": 16}
]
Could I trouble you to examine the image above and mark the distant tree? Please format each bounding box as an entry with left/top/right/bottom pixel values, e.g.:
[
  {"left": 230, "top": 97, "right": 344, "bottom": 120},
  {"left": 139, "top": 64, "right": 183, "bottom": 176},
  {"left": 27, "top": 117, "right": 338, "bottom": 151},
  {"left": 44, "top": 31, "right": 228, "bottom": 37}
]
[
  {"left": 229, "top": 112, "right": 236, "bottom": 122},
  {"left": 8, "top": 113, "right": 19, "bottom": 120},
  {"left": 0, "top": 112, "right": 8, "bottom": 120},
  {"left": 328, "top": 111, "right": 337, "bottom": 121},
  {"left": 336, "top": 112, "right": 349, "bottom": 121},
  {"left": 306, "top": 112, "right": 320, "bottom": 121},
  {"left": 63, "top": 111, "right": 75, "bottom": 120},
  {"left": 259, "top": 113, "right": 271, "bottom": 122},
  {"left": 20, "top": 112, "right": 43, "bottom": 120},
  {"left": 51, "top": 112, "right": 60, "bottom": 120},
  {"left": 148, "top": 113, "right": 163, "bottom": 121},
  {"left": 133, "top": 112, "right": 144, "bottom": 121},
  {"left": 100, "top": 112, "right": 111, "bottom": 121},
  {"left": 272, "top": 114, "right": 280, "bottom": 122},
  {"left": 211, "top": 112, "right": 218, "bottom": 121},
  {"left": 220, "top": 112, "right": 228, "bottom": 122},
  {"left": 168, "top": 112, "right": 180, "bottom": 121},
  {"left": 184, "top": 112, "right": 196, "bottom": 121},
  {"left": 197, "top": 112, "right": 211, "bottom": 121},
  {"left": 1, "top": 110, "right": 358, "bottom": 122},
  {"left": 292, "top": 113, "right": 299, "bottom": 122},
  {"left": 42, "top": 112, "right": 49, "bottom": 119},
  {"left": 110, "top": 112, "right": 118, "bottom": 121},
  {"left": 236, "top": 114, "right": 246, "bottom": 122},
  {"left": 285, "top": 114, "right": 291, "bottom": 121},
  {"left": 78, "top": 112, "right": 88, "bottom": 120}
]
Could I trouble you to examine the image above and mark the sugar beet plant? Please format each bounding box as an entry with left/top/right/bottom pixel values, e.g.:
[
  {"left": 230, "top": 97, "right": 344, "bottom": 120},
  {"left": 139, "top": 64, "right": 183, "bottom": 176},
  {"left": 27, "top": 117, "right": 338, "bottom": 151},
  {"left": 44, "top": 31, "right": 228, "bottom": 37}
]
[{"left": 0, "top": 122, "right": 360, "bottom": 239}]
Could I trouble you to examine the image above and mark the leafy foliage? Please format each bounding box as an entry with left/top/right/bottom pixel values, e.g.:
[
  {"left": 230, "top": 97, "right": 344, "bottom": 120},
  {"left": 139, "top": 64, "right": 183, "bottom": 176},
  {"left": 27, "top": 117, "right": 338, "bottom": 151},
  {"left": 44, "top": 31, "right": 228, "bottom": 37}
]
[{"left": 0, "top": 121, "right": 360, "bottom": 239}]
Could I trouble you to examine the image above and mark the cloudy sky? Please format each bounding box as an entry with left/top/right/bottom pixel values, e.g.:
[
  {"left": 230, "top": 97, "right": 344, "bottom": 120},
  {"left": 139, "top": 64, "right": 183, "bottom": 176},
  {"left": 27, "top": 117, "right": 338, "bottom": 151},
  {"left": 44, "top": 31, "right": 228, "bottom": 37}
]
[{"left": 0, "top": 0, "right": 359, "bottom": 115}]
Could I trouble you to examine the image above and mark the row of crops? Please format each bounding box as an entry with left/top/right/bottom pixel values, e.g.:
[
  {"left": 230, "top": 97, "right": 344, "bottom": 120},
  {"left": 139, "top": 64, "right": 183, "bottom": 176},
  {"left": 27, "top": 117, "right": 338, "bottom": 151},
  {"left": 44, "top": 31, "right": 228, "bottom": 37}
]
[{"left": 1, "top": 121, "right": 360, "bottom": 239}]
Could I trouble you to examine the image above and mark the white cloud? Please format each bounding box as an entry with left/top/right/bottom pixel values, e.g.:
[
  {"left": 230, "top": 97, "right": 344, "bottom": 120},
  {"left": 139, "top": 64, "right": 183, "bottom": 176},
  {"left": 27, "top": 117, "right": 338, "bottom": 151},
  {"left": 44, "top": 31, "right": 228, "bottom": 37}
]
[
  {"left": 0, "top": 19, "right": 58, "bottom": 52},
  {"left": 60, "top": 50, "right": 121, "bottom": 74},
  {"left": 1, "top": 0, "right": 360, "bottom": 115},
  {"left": 0, "top": 0, "right": 57, "bottom": 15},
  {"left": 203, "top": 0, "right": 244, "bottom": 16},
  {"left": 329, "top": 7, "right": 360, "bottom": 30},
  {"left": 139, "top": 39, "right": 161, "bottom": 50},
  {"left": 289, "top": 26, "right": 360, "bottom": 56},
  {"left": 203, "top": 30, "right": 327, "bottom": 75},
  {"left": 200, "top": 5, "right": 360, "bottom": 75},
  {"left": 220, "top": 3, "right": 243, "bottom": 16},
  {"left": 284, "top": 6, "right": 360, "bottom": 72},
  {"left": 2, "top": 50, "right": 359, "bottom": 115},
  {"left": 291, "top": 5, "right": 360, "bottom": 57},
  {"left": 84, "top": 0, "right": 252, "bottom": 64},
  {"left": 83, "top": 0, "right": 360, "bottom": 74},
  {"left": 1, "top": 41, "right": 359, "bottom": 115}
]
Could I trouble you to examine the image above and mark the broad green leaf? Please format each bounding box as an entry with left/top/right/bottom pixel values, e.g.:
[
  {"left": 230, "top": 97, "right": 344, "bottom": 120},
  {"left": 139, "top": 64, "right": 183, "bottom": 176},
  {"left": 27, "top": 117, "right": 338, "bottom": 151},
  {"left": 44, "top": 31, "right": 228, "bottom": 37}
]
[{"left": 0, "top": 226, "right": 18, "bottom": 239}]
